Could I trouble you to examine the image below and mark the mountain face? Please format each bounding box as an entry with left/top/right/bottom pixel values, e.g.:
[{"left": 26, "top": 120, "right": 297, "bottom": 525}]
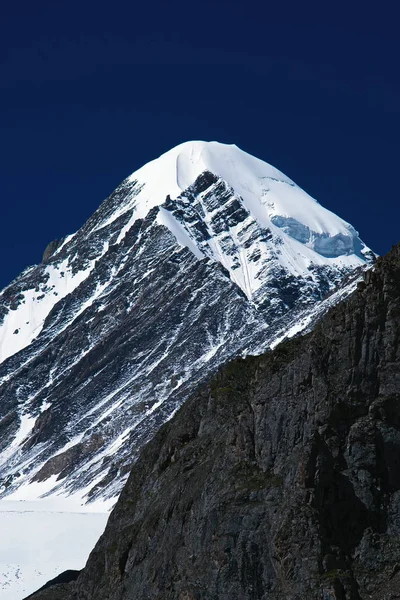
[
  {"left": 0, "top": 141, "right": 373, "bottom": 502},
  {"left": 30, "top": 241, "right": 400, "bottom": 600}
]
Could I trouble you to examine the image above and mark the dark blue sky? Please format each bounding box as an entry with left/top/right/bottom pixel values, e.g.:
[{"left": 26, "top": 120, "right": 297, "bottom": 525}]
[{"left": 1, "top": 0, "right": 399, "bottom": 289}]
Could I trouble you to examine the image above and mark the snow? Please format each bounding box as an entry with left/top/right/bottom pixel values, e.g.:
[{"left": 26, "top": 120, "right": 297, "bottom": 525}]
[
  {"left": 0, "top": 413, "right": 36, "bottom": 471},
  {"left": 0, "top": 260, "right": 95, "bottom": 365},
  {"left": 52, "top": 234, "right": 75, "bottom": 256},
  {"left": 116, "top": 140, "right": 356, "bottom": 238},
  {"left": 128, "top": 141, "right": 295, "bottom": 220},
  {"left": 0, "top": 499, "right": 109, "bottom": 600},
  {"left": 269, "top": 276, "right": 361, "bottom": 349},
  {"left": 0, "top": 141, "right": 370, "bottom": 368},
  {"left": 91, "top": 141, "right": 370, "bottom": 302}
]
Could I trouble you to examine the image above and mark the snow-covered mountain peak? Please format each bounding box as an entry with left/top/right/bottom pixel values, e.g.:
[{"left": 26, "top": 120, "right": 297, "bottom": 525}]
[
  {"left": 129, "top": 140, "right": 294, "bottom": 205},
  {"left": 100, "top": 140, "right": 370, "bottom": 302},
  {"left": 122, "top": 140, "right": 292, "bottom": 221},
  {"left": 97, "top": 140, "right": 366, "bottom": 264},
  {"left": 0, "top": 140, "right": 375, "bottom": 501},
  {"left": 0, "top": 141, "right": 372, "bottom": 367},
  {"left": 0, "top": 141, "right": 375, "bottom": 598}
]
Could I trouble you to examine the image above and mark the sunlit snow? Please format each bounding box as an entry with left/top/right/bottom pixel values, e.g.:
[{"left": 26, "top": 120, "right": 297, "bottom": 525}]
[{"left": 0, "top": 498, "right": 109, "bottom": 600}]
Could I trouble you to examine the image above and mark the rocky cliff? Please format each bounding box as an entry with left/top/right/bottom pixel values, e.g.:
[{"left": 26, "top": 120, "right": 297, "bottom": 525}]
[{"left": 28, "top": 239, "right": 400, "bottom": 600}]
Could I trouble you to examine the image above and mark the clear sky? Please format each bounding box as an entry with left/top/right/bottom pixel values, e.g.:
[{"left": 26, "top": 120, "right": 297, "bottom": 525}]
[{"left": 1, "top": 0, "right": 399, "bottom": 289}]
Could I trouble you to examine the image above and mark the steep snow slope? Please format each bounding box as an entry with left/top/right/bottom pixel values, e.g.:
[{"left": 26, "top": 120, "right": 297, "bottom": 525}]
[
  {"left": 0, "top": 141, "right": 373, "bottom": 509},
  {"left": 0, "top": 261, "right": 95, "bottom": 364}
]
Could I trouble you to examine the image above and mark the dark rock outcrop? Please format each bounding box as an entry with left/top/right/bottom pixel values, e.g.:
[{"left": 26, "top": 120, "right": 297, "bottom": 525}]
[
  {"left": 42, "top": 239, "right": 62, "bottom": 264},
  {"left": 24, "top": 571, "right": 80, "bottom": 599},
  {"left": 29, "top": 241, "right": 400, "bottom": 599}
]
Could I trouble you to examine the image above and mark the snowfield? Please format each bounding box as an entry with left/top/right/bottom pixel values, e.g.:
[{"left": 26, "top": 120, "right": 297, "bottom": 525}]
[{"left": 0, "top": 498, "right": 109, "bottom": 600}]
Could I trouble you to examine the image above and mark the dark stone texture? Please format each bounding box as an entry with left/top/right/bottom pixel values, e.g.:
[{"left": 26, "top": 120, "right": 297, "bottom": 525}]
[
  {"left": 24, "top": 571, "right": 80, "bottom": 599},
  {"left": 42, "top": 239, "right": 62, "bottom": 264},
  {"left": 29, "top": 241, "right": 400, "bottom": 599}
]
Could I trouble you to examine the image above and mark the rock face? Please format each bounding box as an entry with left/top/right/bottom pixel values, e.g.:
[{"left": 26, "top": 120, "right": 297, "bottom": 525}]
[
  {"left": 30, "top": 241, "right": 400, "bottom": 600},
  {"left": 0, "top": 141, "right": 372, "bottom": 502}
]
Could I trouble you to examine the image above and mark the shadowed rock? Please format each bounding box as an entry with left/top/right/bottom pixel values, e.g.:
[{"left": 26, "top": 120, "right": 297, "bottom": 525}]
[{"left": 23, "top": 571, "right": 80, "bottom": 599}]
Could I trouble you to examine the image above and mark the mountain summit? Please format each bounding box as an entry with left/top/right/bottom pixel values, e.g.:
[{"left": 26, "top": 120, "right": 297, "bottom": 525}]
[
  {"left": 0, "top": 141, "right": 373, "bottom": 506},
  {"left": 95, "top": 140, "right": 372, "bottom": 303}
]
